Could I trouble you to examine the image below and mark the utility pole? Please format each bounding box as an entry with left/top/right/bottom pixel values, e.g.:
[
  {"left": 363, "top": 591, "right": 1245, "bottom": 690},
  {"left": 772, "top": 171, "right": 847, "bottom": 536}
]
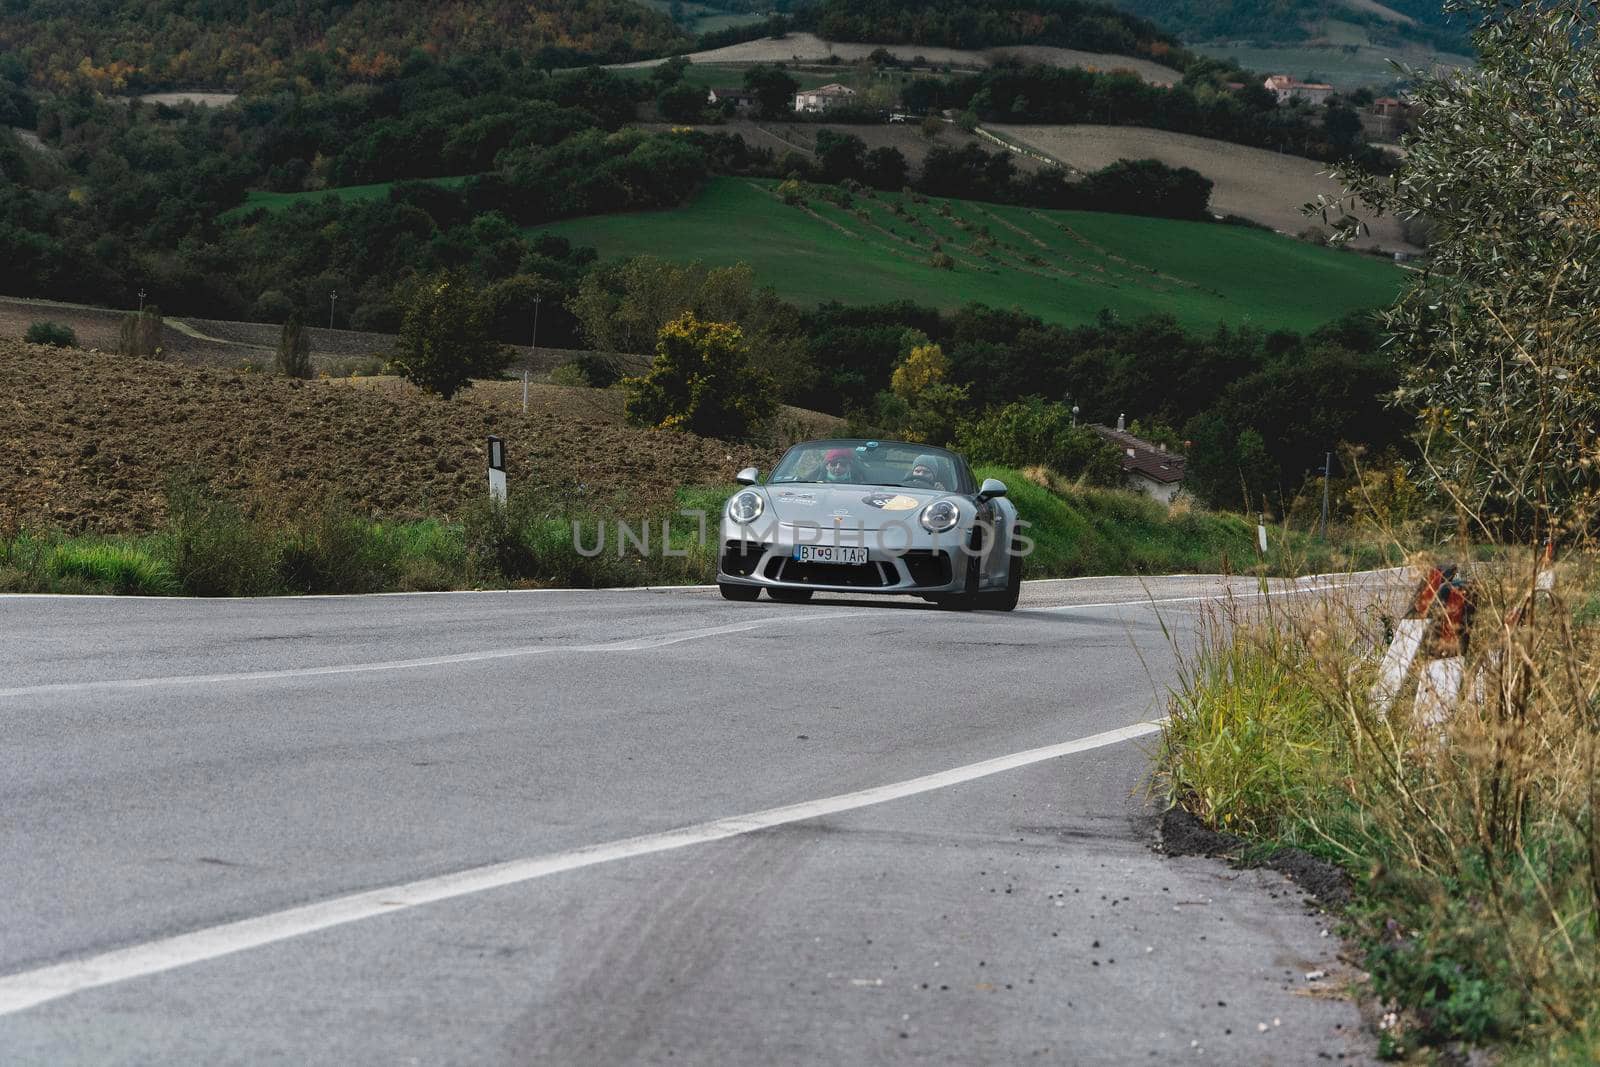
[
  {"left": 328, "top": 290, "right": 337, "bottom": 330},
  {"left": 137, "top": 288, "right": 146, "bottom": 314},
  {"left": 1320, "top": 451, "right": 1333, "bottom": 540}
]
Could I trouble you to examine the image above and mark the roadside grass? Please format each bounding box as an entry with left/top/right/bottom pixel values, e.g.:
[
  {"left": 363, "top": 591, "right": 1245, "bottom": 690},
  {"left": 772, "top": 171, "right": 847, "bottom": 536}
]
[
  {"left": 533, "top": 177, "right": 1402, "bottom": 332},
  {"left": 1157, "top": 555, "right": 1600, "bottom": 1061},
  {"left": 985, "top": 466, "right": 1393, "bottom": 578},
  {"left": 0, "top": 469, "right": 1386, "bottom": 596}
]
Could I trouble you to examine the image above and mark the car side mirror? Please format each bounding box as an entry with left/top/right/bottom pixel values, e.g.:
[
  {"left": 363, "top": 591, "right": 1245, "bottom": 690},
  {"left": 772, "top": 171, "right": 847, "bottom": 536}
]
[
  {"left": 976, "top": 478, "right": 1008, "bottom": 501},
  {"left": 735, "top": 467, "right": 760, "bottom": 486}
]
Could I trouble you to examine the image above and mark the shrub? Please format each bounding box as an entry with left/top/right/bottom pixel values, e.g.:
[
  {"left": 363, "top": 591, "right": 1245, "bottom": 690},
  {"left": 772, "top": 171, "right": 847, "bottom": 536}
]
[
  {"left": 548, "top": 361, "right": 590, "bottom": 387},
  {"left": 929, "top": 252, "right": 955, "bottom": 270},
  {"left": 165, "top": 476, "right": 279, "bottom": 596},
  {"left": 276, "top": 498, "right": 399, "bottom": 594},
  {"left": 623, "top": 311, "right": 778, "bottom": 440},
  {"left": 25, "top": 321, "right": 77, "bottom": 347},
  {"left": 117, "top": 307, "right": 163, "bottom": 358},
  {"left": 956, "top": 398, "right": 1123, "bottom": 485}
]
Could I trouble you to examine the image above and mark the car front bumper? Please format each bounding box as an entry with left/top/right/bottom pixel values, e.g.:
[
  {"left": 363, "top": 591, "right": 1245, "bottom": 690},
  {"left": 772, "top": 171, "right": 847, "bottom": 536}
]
[{"left": 716, "top": 534, "right": 967, "bottom": 595}]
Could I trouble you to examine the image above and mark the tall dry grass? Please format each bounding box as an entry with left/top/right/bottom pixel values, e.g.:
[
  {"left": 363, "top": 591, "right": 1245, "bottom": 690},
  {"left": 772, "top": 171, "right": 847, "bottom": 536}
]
[{"left": 1160, "top": 552, "right": 1600, "bottom": 1057}]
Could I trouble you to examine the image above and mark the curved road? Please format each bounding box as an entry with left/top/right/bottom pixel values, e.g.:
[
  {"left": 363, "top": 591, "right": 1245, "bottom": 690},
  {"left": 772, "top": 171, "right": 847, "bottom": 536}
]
[{"left": 0, "top": 577, "right": 1377, "bottom": 1064}]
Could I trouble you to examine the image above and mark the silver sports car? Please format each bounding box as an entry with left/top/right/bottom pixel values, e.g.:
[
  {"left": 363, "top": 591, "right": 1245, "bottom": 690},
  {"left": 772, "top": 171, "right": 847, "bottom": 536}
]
[{"left": 717, "top": 439, "right": 1024, "bottom": 610}]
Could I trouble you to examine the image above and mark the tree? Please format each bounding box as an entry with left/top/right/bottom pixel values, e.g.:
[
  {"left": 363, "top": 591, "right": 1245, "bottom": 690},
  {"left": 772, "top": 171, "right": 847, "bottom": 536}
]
[
  {"left": 955, "top": 398, "right": 1122, "bottom": 485},
  {"left": 656, "top": 80, "right": 706, "bottom": 123},
  {"left": 743, "top": 64, "right": 799, "bottom": 118},
  {"left": 1317, "top": 0, "right": 1600, "bottom": 539},
  {"left": 390, "top": 271, "right": 512, "bottom": 399},
  {"left": 275, "top": 310, "right": 313, "bottom": 378},
  {"left": 623, "top": 312, "right": 778, "bottom": 440},
  {"left": 863, "top": 145, "right": 909, "bottom": 190},
  {"left": 814, "top": 129, "right": 866, "bottom": 184},
  {"left": 569, "top": 257, "right": 812, "bottom": 395}
]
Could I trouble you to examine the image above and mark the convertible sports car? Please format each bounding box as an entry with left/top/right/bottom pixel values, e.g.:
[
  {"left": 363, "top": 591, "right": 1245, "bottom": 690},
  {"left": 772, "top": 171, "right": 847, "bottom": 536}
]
[{"left": 717, "top": 439, "right": 1024, "bottom": 610}]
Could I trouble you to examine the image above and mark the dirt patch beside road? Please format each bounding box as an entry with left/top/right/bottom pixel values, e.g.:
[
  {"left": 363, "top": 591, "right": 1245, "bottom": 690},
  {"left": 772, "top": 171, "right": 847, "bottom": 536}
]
[{"left": 0, "top": 340, "right": 775, "bottom": 534}]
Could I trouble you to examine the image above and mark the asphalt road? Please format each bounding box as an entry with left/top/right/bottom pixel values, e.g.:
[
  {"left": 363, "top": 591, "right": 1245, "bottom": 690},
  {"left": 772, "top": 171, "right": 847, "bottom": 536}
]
[{"left": 0, "top": 576, "right": 1381, "bottom": 1064}]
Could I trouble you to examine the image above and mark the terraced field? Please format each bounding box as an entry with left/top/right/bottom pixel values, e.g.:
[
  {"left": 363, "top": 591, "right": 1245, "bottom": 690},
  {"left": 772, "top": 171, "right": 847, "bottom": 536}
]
[{"left": 534, "top": 177, "right": 1402, "bottom": 333}]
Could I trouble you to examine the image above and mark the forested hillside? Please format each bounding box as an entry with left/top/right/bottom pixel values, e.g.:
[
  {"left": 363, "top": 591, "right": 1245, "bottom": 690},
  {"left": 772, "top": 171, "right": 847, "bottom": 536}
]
[
  {"left": 802, "top": 0, "right": 1189, "bottom": 65},
  {"left": 0, "top": 0, "right": 692, "bottom": 92},
  {"left": 1106, "top": 0, "right": 1471, "bottom": 53}
]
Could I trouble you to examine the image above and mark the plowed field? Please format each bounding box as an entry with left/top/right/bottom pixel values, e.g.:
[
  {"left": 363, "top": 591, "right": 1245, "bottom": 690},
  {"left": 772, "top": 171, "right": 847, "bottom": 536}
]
[{"left": 1, "top": 341, "right": 777, "bottom": 534}]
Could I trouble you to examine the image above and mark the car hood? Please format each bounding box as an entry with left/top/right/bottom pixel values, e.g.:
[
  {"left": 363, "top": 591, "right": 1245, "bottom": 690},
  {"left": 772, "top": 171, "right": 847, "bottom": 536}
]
[{"left": 764, "top": 484, "right": 952, "bottom": 531}]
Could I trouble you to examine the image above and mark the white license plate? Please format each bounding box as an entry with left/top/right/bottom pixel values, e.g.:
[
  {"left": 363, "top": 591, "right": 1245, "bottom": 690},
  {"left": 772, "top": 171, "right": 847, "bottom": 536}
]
[{"left": 794, "top": 545, "right": 869, "bottom": 565}]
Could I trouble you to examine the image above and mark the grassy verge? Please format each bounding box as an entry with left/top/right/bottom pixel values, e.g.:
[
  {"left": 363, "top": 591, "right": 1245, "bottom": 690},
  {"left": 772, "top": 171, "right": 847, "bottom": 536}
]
[
  {"left": 0, "top": 470, "right": 1385, "bottom": 596},
  {"left": 1157, "top": 556, "right": 1600, "bottom": 1061}
]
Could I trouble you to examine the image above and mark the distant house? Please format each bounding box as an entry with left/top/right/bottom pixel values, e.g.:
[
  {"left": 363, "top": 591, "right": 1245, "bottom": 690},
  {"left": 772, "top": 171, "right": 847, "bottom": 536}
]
[
  {"left": 794, "top": 83, "right": 857, "bottom": 114},
  {"left": 1363, "top": 95, "right": 1414, "bottom": 139},
  {"left": 707, "top": 87, "right": 758, "bottom": 113},
  {"left": 1089, "top": 417, "right": 1187, "bottom": 504},
  {"left": 1263, "top": 74, "right": 1334, "bottom": 106}
]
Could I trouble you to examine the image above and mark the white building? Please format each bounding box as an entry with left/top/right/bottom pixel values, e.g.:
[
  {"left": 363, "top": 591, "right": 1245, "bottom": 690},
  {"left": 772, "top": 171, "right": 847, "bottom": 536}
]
[
  {"left": 793, "top": 83, "right": 858, "bottom": 113},
  {"left": 1263, "top": 74, "right": 1334, "bottom": 106}
]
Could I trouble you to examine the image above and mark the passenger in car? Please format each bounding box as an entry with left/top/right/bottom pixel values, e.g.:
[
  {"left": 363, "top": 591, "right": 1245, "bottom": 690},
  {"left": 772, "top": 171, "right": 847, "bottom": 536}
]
[{"left": 904, "top": 454, "right": 948, "bottom": 491}]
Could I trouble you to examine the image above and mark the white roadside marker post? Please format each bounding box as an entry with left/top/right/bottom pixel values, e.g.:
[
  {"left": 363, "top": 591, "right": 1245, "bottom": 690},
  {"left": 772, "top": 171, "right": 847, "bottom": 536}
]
[
  {"left": 1257, "top": 513, "right": 1268, "bottom": 557},
  {"left": 487, "top": 436, "right": 507, "bottom": 505}
]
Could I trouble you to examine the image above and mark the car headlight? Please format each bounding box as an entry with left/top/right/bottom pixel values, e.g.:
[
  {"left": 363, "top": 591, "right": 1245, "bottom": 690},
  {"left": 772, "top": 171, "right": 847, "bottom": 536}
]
[
  {"left": 920, "top": 499, "right": 960, "bottom": 533},
  {"left": 728, "top": 491, "right": 764, "bottom": 523}
]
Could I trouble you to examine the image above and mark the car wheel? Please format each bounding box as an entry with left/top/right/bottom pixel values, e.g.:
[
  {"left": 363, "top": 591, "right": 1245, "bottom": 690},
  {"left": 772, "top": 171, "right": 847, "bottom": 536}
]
[
  {"left": 984, "top": 544, "right": 1022, "bottom": 612},
  {"left": 719, "top": 582, "right": 761, "bottom": 602},
  {"left": 768, "top": 587, "right": 813, "bottom": 603}
]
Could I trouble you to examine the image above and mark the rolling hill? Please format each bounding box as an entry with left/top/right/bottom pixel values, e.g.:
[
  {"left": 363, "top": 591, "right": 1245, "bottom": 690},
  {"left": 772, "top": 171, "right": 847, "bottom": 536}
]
[
  {"left": 987, "top": 124, "right": 1418, "bottom": 252},
  {"left": 610, "top": 31, "right": 1182, "bottom": 84},
  {"left": 533, "top": 177, "right": 1401, "bottom": 333},
  {"left": 1106, "top": 0, "right": 1474, "bottom": 88}
]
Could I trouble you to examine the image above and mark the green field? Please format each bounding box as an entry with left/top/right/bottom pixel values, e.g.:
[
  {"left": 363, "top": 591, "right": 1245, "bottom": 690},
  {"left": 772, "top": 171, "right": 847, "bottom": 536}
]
[
  {"left": 221, "top": 175, "right": 474, "bottom": 222},
  {"left": 534, "top": 177, "right": 1402, "bottom": 332}
]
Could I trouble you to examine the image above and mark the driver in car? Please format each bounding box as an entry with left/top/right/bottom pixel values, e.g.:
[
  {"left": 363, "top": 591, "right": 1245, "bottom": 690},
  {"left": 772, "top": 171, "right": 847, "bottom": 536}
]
[
  {"left": 904, "top": 454, "right": 948, "bottom": 490},
  {"left": 822, "top": 447, "right": 860, "bottom": 483}
]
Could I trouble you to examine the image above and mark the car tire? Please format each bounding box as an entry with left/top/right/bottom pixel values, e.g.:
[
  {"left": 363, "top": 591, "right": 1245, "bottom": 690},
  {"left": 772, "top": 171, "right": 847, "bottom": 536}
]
[
  {"left": 768, "top": 588, "right": 813, "bottom": 603},
  {"left": 719, "top": 582, "right": 761, "bottom": 602},
  {"left": 983, "top": 544, "right": 1022, "bottom": 612}
]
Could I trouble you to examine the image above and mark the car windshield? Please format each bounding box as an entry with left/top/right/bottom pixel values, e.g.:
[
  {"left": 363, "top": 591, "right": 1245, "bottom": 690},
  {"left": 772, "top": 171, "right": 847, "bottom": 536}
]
[{"left": 767, "top": 441, "right": 973, "bottom": 493}]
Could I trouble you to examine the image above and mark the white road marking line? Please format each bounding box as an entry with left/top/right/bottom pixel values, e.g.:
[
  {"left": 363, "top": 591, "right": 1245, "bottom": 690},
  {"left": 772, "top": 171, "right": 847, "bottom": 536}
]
[
  {"left": 1042, "top": 579, "right": 1360, "bottom": 614},
  {"left": 0, "top": 719, "right": 1163, "bottom": 1016},
  {"left": 0, "top": 612, "right": 875, "bottom": 700}
]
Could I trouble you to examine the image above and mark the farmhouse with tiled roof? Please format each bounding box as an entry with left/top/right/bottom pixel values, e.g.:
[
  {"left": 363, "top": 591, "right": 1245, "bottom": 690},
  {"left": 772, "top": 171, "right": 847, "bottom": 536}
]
[
  {"left": 1089, "top": 418, "right": 1187, "bottom": 504},
  {"left": 1263, "top": 74, "right": 1334, "bottom": 106},
  {"left": 794, "top": 83, "right": 857, "bottom": 113}
]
